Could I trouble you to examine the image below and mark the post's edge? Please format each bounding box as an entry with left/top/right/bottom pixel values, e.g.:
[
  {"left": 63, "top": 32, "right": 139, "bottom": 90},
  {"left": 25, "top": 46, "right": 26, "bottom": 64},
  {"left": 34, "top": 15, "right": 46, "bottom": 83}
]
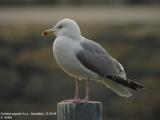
[{"left": 58, "top": 100, "right": 102, "bottom": 105}]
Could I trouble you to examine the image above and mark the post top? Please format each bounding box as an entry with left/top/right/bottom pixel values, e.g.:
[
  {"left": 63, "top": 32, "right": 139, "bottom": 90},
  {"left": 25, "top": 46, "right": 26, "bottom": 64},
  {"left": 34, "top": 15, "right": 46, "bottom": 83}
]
[{"left": 58, "top": 99, "right": 102, "bottom": 105}]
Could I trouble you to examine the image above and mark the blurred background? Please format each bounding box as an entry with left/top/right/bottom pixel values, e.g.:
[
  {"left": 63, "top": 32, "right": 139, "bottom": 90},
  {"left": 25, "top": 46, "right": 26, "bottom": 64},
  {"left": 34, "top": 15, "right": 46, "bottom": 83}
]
[{"left": 0, "top": 0, "right": 160, "bottom": 120}]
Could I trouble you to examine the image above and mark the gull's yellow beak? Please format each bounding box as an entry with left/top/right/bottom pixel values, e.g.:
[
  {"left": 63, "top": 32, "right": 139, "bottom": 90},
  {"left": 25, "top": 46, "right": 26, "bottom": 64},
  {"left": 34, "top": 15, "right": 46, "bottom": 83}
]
[{"left": 42, "top": 29, "right": 55, "bottom": 37}]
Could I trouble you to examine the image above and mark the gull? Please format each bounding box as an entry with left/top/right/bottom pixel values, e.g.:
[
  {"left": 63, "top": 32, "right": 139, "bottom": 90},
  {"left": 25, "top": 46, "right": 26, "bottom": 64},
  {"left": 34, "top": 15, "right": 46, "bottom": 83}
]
[{"left": 42, "top": 18, "right": 143, "bottom": 101}]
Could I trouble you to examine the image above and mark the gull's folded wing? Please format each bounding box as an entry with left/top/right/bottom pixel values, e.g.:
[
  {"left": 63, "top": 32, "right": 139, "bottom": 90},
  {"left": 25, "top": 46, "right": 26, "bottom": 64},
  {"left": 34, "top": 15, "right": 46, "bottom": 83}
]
[{"left": 77, "top": 38, "right": 143, "bottom": 94}]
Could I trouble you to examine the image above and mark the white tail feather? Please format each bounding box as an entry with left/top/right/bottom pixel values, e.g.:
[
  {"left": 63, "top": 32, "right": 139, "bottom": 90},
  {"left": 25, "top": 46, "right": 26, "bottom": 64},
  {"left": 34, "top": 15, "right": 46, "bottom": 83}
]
[{"left": 102, "top": 79, "right": 132, "bottom": 97}]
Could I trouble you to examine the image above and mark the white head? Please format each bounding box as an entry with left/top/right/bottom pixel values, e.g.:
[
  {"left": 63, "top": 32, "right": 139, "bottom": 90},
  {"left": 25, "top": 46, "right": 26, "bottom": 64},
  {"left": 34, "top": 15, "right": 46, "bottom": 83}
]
[{"left": 42, "top": 18, "right": 81, "bottom": 38}]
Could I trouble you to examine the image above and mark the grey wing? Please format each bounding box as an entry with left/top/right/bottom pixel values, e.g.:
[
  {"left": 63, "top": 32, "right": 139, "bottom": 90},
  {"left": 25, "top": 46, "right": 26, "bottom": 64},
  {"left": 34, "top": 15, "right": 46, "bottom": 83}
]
[
  {"left": 77, "top": 38, "right": 143, "bottom": 91},
  {"left": 77, "top": 38, "right": 126, "bottom": 79}
]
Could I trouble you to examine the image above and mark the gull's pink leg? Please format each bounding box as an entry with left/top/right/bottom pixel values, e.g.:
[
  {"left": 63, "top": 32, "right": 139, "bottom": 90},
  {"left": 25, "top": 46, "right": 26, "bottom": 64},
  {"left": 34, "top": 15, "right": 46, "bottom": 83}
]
[
  {"left": 74, "top": 78, "right": 80, "bottom": 100},
  {"left": 63, "top": 78, "right": 82, "bottom": 103},
  {"left": 84, "top": 78, "right": 89, "bottom": 101},
  {"left": 63, "top": 78, "right": 90, "bottom": 103}
]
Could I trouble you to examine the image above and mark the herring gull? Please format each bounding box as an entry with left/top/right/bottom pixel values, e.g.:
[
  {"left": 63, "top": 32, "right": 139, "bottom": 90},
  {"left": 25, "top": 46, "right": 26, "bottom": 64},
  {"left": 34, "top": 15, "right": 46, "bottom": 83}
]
[{"left": 42, "top": 18, "right": 143, "bottom": 101}]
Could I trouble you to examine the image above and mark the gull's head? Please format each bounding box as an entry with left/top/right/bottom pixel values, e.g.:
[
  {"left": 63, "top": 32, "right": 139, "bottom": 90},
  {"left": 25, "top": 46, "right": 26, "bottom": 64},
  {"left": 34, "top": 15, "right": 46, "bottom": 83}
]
[{"left": 42, "top": 18, "right": 81, "bottom": 38}]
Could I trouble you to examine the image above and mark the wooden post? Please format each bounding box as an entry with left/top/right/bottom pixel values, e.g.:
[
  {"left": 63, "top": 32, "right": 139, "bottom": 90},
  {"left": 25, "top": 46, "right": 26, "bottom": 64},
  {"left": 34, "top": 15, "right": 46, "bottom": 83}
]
[{"left": 57, "top": 100, "right": 102, "bottom": 120}]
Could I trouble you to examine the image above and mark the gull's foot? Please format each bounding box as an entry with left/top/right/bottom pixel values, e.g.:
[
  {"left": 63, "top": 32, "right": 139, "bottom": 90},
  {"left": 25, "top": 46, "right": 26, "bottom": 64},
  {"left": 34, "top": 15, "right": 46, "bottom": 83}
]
[
  {"left": 80, "top": 98, "right": 89, "bottom": 103},
  {"left": 84, "top": 96, "right": 89, "bottom": 101},
  {"left": 63, "top": 99, "right": 81, "bottom": 103}
]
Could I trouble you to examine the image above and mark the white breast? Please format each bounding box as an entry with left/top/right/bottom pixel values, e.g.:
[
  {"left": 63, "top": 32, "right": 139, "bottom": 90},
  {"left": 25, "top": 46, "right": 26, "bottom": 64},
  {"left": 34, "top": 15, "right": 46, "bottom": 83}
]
[{"left": 53, "top": 36, "right": 98, "bottom": 79}]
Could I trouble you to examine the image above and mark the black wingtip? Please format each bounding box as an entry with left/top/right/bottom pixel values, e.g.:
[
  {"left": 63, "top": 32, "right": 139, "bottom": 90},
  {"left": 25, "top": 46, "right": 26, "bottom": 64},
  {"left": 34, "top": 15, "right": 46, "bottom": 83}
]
[
  {"left": 107, "top": 75, "right": 144, "bottom": 91},
  {"left": 127, "top": 78, "right": 144, "bottom": 90}
]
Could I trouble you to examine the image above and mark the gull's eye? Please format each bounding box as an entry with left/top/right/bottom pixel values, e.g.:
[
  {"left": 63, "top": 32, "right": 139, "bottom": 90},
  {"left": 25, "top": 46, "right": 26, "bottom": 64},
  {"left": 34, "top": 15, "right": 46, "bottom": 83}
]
[{"left": 58, "top": 25, "right": 63, "bottom": 29}]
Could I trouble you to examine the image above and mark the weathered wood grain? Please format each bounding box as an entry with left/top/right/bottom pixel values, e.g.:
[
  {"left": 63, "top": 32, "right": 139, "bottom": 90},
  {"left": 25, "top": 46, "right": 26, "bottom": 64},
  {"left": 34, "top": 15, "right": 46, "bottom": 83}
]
[{"left": 57, "top": 100, "right": 102, "bottom": 120}]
